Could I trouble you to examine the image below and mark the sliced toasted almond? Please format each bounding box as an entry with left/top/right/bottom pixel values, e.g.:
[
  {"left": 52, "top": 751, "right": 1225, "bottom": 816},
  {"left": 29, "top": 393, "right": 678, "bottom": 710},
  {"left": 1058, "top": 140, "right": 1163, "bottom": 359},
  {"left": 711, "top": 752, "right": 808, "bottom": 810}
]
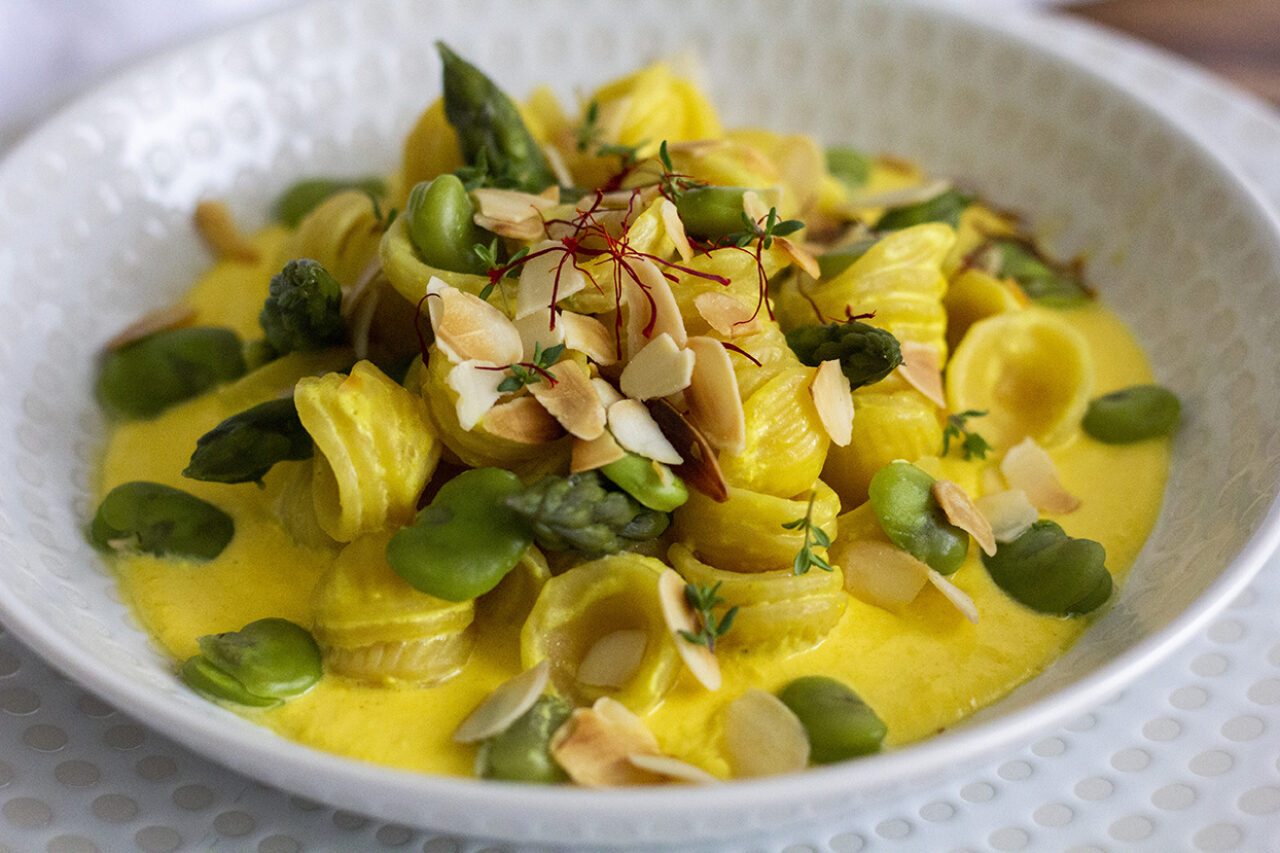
[
  {"left": 933, "top": 480, "right": 997, "bottom": 556},
  {"left": 619, "top": 333, "right": 695, "bottom": 400},
  {"left": 446, "top": 360, "right": 507, "bottom": 431},
  {"left": 513, "top": 308, "right": 566, "bottom": 363},
  {"left": 1000, "top": 437, "right": 1081, "bottom": 514},
  {"left": 693, "top": 292, "right": 763, "bottom": 338},
  {"left": 550, "top": 697, "right": 664, "bottom": 787},
  {"left": 427, "top": 278, "right": 523, "bottom": 365},
  {"left": 657, "top": 568, "right": 722, "bottom": 691},
  {"left": 470, "top": 187, "right": 557, "bottom": 223},
  {"left": 474, "top": 213, "right": 547, "bottom": 241},
  {"left": 648, "top": 398, "right": 730, "bottom": 502},
  {"left": 452, "top": 660, "right": 549, "bottom": 743},
  {"left": 560, "top": 311, "right": 617, "bottom": 365},
  {"left": 683, "top": 337, "right": 746, "bottom": 455},
  {"left": 516, "top": 240, "right": 587, "bottom": 320},
  {"left": 845, "top": 179, "right": 952, "bottom": 210},
  {"left": 810, "top": 360, "right": 855, "bottom": 447},
  {"left": 774, "top": 235, "right": 821, "bottom": 280},
  {"left": 103, "top": 303, "right": 197, "bottom": 351},
  {"left": 528, "top": 359, "right": 606, "bottom": 440},
  {"left": 927, "top": 569, "right": 980, "bottom": 624},
  {"left": 571, "top": 430, "right": 627, "bottom": 473},
  {"left": 976, "top": 489, "right": 1039, "bottom": 543},
  {"left": 723, "top": 689, "right": 810, "bottom": 778},
  {"left": 897, "top": 341, "right": 945, "bottom": 407},
  {"left": 624, "top": 258, "right": 687, "bottom": 356},
  {"left": 591, "top": 377, "right": 625, "bottom": 408},
  {"left": 665, "top": 138, "right": 728, "bottom": 157},
  {"left": 607, "top": 399, "right": 683, "bottom": 465},
  {"left": 741, "top": 189, "right": 771, "bottom": 224},
  {"left": 659, "top": 198, "right": 694, "bottom": 262},
  {"left": 576, "top": 630, "right": 647, "bottom": 688},
  {"left": 626, "top": 753, "right": 719, "bottom": 784},
  {"left": 483, "top": 396, "right": 565, "bottom": 444},
  {"left": 193, "top": 200, "right": 260, "bottom": 263},
  {"left": 837, "top": 539, "right": 930, "bottom": 609}
]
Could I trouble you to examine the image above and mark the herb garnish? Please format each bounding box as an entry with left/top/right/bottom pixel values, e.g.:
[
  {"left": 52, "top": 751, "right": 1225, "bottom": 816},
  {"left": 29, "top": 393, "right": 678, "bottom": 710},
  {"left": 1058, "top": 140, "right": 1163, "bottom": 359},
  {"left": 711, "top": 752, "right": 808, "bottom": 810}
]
[
  {"left": 489, "top": 341, "right": 565, "bottom": 393},
  {"left": 473, "top": 239, "right": 529, "bottom": 301},
  {"left": 782, "top": 492, "right": 835, "bottom": 575},
  {"left": 942, "top": 409, "right": 993, "bottom": 460},
  {"left": 677, "top": 582, "right": 738, "bottom": 653}
]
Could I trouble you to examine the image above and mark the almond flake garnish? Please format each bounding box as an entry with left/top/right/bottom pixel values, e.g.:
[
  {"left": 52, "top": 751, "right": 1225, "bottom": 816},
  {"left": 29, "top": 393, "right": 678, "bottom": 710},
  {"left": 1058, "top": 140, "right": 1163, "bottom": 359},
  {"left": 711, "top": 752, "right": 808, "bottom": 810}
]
[
  {"left": 474, "top": 213, "right": 546, "bottom": 241},
  {"left": 659, "top": 198, "right": 694, "bottom": 263},
  {"left": 550, "top": 697, "right": 664, "bottom": 787},
  {"left": 1000, "top": 437, "right": 1081, "bottom": 514},
  {"left": 657, "top": 569, "right": 721, "bottom": 691},
  {"left": 626, "top": 753, "right": 719, "bottom": 784},
  {"left": 624, "top": 258, "right": 687, "bottom": 356},
  {"left": 741, "top": 189, "right": 771, "bottom": 225},
  {"left": 516, "top": 240, "right": 587, "bottom": 320},
  {"left": 810, "top": 360, "right": 854, "bottom": 447},
  {"left": 560, "top": 311, "right": 617, "bottom": 365},
  {"left": 446, "top": 360, "right": 507, "bottom": 431},
  {"left": 927, "top": 569, "right": 980, "bottom": 624},
  {"left": 774, "top": 236, "right": 821, "bottom": 280},
  {"left": 897, "top": 340, "right": 946, "bottom": 407},
  {"left": 845, "top": 179, "right": 952, "bottom": 211},
  {"left": 483, "top": 396, "right": 565, "bottom": 444},
  {"left": 571, "top": 431, "right": 627, "bottom": 473},
  {"left": 470, "top": 187, "right": 558, "bottom": 223},
  {"left": 103, "top": 303, "right": 197, "bottom": 351},
  {"left": 576, "top": 630, "right": 647, "bottom": 688},
  {"left": 193, "top": 200, "right": 260, "bottom": 263},
  {"left": 932, "top": 480, "right": 997, "bottom": 556},
  {"left": 619, "top": 333, "right": 695, "bottom": 400},
  {"left": 838, "top": 539, "right": 930, "bottom": 609},
  {"left": 648, "top": 398, "right": 730, "bottom": 503},
  {"left": 607, "top": 399, "right": 683, "bottom": 465},
  {"left": 723, "top": 689, "right": 810, "bottom": 778},
  {"left": 976, "top": 489, "right": 1039, "bottom": 543},
  {"left": 513, "top": 308, "right": 566, "bottom": 363},
  {"left": 692, "top": 292, "right": 763, "bottom": 338},
  {"left": 684, "top": 337, "right": 747, "bottom": 455},
  {"left": 591, "top": 377, "right": 625, "bottom": 408},
  {"left": 426, "top": 278, "right": 523, "bottom": 365},
  {"left": 528, "top": 359, "right": 605, "bottom": 440},
  {"left": 452, "top": 660, "right": 549, "bottom": 743}
]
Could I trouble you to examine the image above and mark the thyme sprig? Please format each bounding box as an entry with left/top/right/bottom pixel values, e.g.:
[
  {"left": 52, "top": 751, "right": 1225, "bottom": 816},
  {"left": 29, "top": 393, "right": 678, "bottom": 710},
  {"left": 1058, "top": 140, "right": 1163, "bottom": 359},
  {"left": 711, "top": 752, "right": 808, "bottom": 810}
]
[
  {"left": 782, "top": 491, "right": 834, "bottom": 575},
  {"left": 656, "top": 141, "right": 703, "bottom": 202},
  {"left": 473, "top": 239, "right": 529, "bottom": 301},
  {"left": 677, "top": 582, "right": 738, "bottom": 654},
  {"left": 487, "top": 341, "right": 565, "bottom": 393},
  {"left": 942, "top": 409, "right": 994, "bottom": 460},
  {"left": 720, "top": 205, "right": 805, "bottom": 250},
  {"left": 576, "top": 101, "right": 643, "bottom": 168}
]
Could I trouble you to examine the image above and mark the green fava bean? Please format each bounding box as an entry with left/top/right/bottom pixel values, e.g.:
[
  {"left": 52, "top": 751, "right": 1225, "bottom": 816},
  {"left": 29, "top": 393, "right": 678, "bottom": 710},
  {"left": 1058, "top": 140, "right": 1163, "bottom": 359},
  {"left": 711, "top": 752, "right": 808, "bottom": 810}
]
[
  {"left": 599, "top": 453, "right": 689, "bottom": 512},
  {"left": 778, "top": 676, "right": 887, "bottom": 763},
  {"left": 1082, "top": 384, "right": 1180, "bottom": 444},
  {"left": 674, "top": 186, "right": 752, "bottom": 242},
  {"left": 180, "top": 618, "right": 322, "bottom": 706},
  {"left": 476, "top": 694, "right": 572, "bottom": 783},
  {"left": 184, "top": 396, "right": 313, "bottom": 485},
  {"left": 91, "top": 481, "right": 234, "bottom": 561},
  {"left": 386, "top": 468, "right": 533, "bottom": 601},
  {"left": 868, "top": 461, "right": 968, "bottom": 574},
  {"left": 982, "top": 520, "right": 1112, "bottom": 615},
  {"left": 405, "top": 175, "right": 489, "bottom": 275},
  {"left": 273, "top": 176, "right": 386, "bottom": 228},
  {"left": 96, "top": 326, "right": 247, "bottom": 419},
  {"left": 876, "top": 188, "right": 973, "bottom": 231},
  {"left": 825, "top": 146, "right": 873, "bottom": 191}
]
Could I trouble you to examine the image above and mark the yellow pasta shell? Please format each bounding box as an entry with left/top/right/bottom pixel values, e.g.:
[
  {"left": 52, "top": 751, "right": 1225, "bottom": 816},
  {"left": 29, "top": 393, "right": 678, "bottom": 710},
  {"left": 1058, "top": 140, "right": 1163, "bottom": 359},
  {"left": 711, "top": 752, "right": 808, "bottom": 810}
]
[
  {"left": 822, "top": 389, "right": 943, "bottom": 507},
  {"left": 943, "top": 267, "right": 1027, "bottom": 354},
  {"left": 378, "top": 215, "right": 502, "bottom": 312},
  {"left": 674, "top": 479, "right": 840, "bottom": 573},
  {"left": 312, "top": 531, "right": 475, "bottom": 686},
  {"left": 520, "top": 554, "right": 681, "bottom": 712},
  {"left": 280, "top": 190, "right": 384, "bottom": 287},
  {"left": 586, "top": 63, "right": 722, "bottom": 160},
  {"left": 295, "top": 361, "right": 441, "bottom": 542},
  {"left": 668, "top": 544, "right": 845, "bottom": 652},
  {"left": 394, "top": 98, "right": 465, "bottom": 207},
  {"left": 719, "top": 366, "right": 830, "bottom": 497}
]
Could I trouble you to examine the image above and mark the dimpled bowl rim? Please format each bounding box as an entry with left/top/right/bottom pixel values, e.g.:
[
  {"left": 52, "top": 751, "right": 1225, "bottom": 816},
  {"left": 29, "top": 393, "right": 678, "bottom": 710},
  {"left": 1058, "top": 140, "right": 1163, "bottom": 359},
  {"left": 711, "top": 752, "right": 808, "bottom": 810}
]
[{"left": 1, "top": 0, "right": 1279, "bottom": 846}]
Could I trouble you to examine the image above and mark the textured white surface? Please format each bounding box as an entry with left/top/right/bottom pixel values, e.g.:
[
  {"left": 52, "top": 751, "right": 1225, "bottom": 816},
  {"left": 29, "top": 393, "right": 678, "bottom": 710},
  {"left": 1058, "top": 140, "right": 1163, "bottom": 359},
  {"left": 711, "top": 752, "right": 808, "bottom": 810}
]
[{"left": 1, "top": 1, "right": 1279, "bottom": 850}]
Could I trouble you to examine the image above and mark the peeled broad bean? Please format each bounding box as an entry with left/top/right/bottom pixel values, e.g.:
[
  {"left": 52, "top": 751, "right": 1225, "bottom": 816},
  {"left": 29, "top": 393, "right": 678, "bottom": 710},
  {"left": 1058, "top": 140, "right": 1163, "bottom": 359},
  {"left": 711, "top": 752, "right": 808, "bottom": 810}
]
[
  {"left": 1082, "top": 384, "right": 1180, "bottom": 444},
  {"left": 778, "top": 675, "right": 887, "bottom": 763},
  {"left": 867, "top": 461, "right": 967, "bottom": 574},
  {"left": 405, "top": 175, "right": 488, "bottom": 275},
  {"left": 180, "top": 618, "right": 322, "bottom": 706},
  {"left": 96, "top": 327, "right": 246, "bottom": 419},
  {"left": 674, "top": 186, "right": 750, "bottom": 242},
  {"left": 599, "top": 453, "right": 689, "bottom": 512},
  {"left": 476, "top": 694, "right": 572, "bottom": 783},
  {"left": 981, "top": 520, "right": 1112, "bottom": 615},
  {"left": 90, "top": 481, "right": 234, "bottom": 561}
]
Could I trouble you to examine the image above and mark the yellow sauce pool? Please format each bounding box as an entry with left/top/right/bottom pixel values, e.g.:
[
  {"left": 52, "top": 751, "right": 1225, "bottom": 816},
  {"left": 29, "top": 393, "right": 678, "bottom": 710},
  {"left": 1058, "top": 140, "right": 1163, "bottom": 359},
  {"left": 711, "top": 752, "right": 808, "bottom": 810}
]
[{"left": 97, "top": 231, "right": 1170, "bottom": 779}]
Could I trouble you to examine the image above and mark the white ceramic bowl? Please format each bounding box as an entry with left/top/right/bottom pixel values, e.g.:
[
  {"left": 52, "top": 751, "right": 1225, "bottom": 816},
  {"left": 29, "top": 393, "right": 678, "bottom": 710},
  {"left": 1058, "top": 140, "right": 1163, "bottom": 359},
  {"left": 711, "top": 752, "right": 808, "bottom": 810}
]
[{"left": 2, "top": 0, "right": 1279, "bottom": 846}]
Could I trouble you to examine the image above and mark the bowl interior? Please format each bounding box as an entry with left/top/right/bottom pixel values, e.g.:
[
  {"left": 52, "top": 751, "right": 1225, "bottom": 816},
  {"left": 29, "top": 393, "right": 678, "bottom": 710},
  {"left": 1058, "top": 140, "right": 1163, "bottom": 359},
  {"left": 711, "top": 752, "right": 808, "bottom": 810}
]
[{"left": 1, "top": 0, "right": 1279, "bottom": 845}]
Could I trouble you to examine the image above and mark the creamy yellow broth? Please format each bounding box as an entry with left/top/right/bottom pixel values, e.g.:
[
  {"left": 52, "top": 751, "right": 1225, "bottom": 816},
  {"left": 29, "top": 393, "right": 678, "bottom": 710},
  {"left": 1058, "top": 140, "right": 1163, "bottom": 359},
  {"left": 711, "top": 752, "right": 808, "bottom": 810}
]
[{"left": 97, "top": 232, "right": 1169, "bottom": 778}]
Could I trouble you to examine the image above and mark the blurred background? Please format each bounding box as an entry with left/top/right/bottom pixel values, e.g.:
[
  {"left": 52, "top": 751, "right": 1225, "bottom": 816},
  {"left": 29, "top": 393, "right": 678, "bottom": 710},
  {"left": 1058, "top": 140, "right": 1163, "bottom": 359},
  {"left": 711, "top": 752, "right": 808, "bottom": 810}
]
[{"left": 2, "top": 0, "right": 1276, "bottom": 152}]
